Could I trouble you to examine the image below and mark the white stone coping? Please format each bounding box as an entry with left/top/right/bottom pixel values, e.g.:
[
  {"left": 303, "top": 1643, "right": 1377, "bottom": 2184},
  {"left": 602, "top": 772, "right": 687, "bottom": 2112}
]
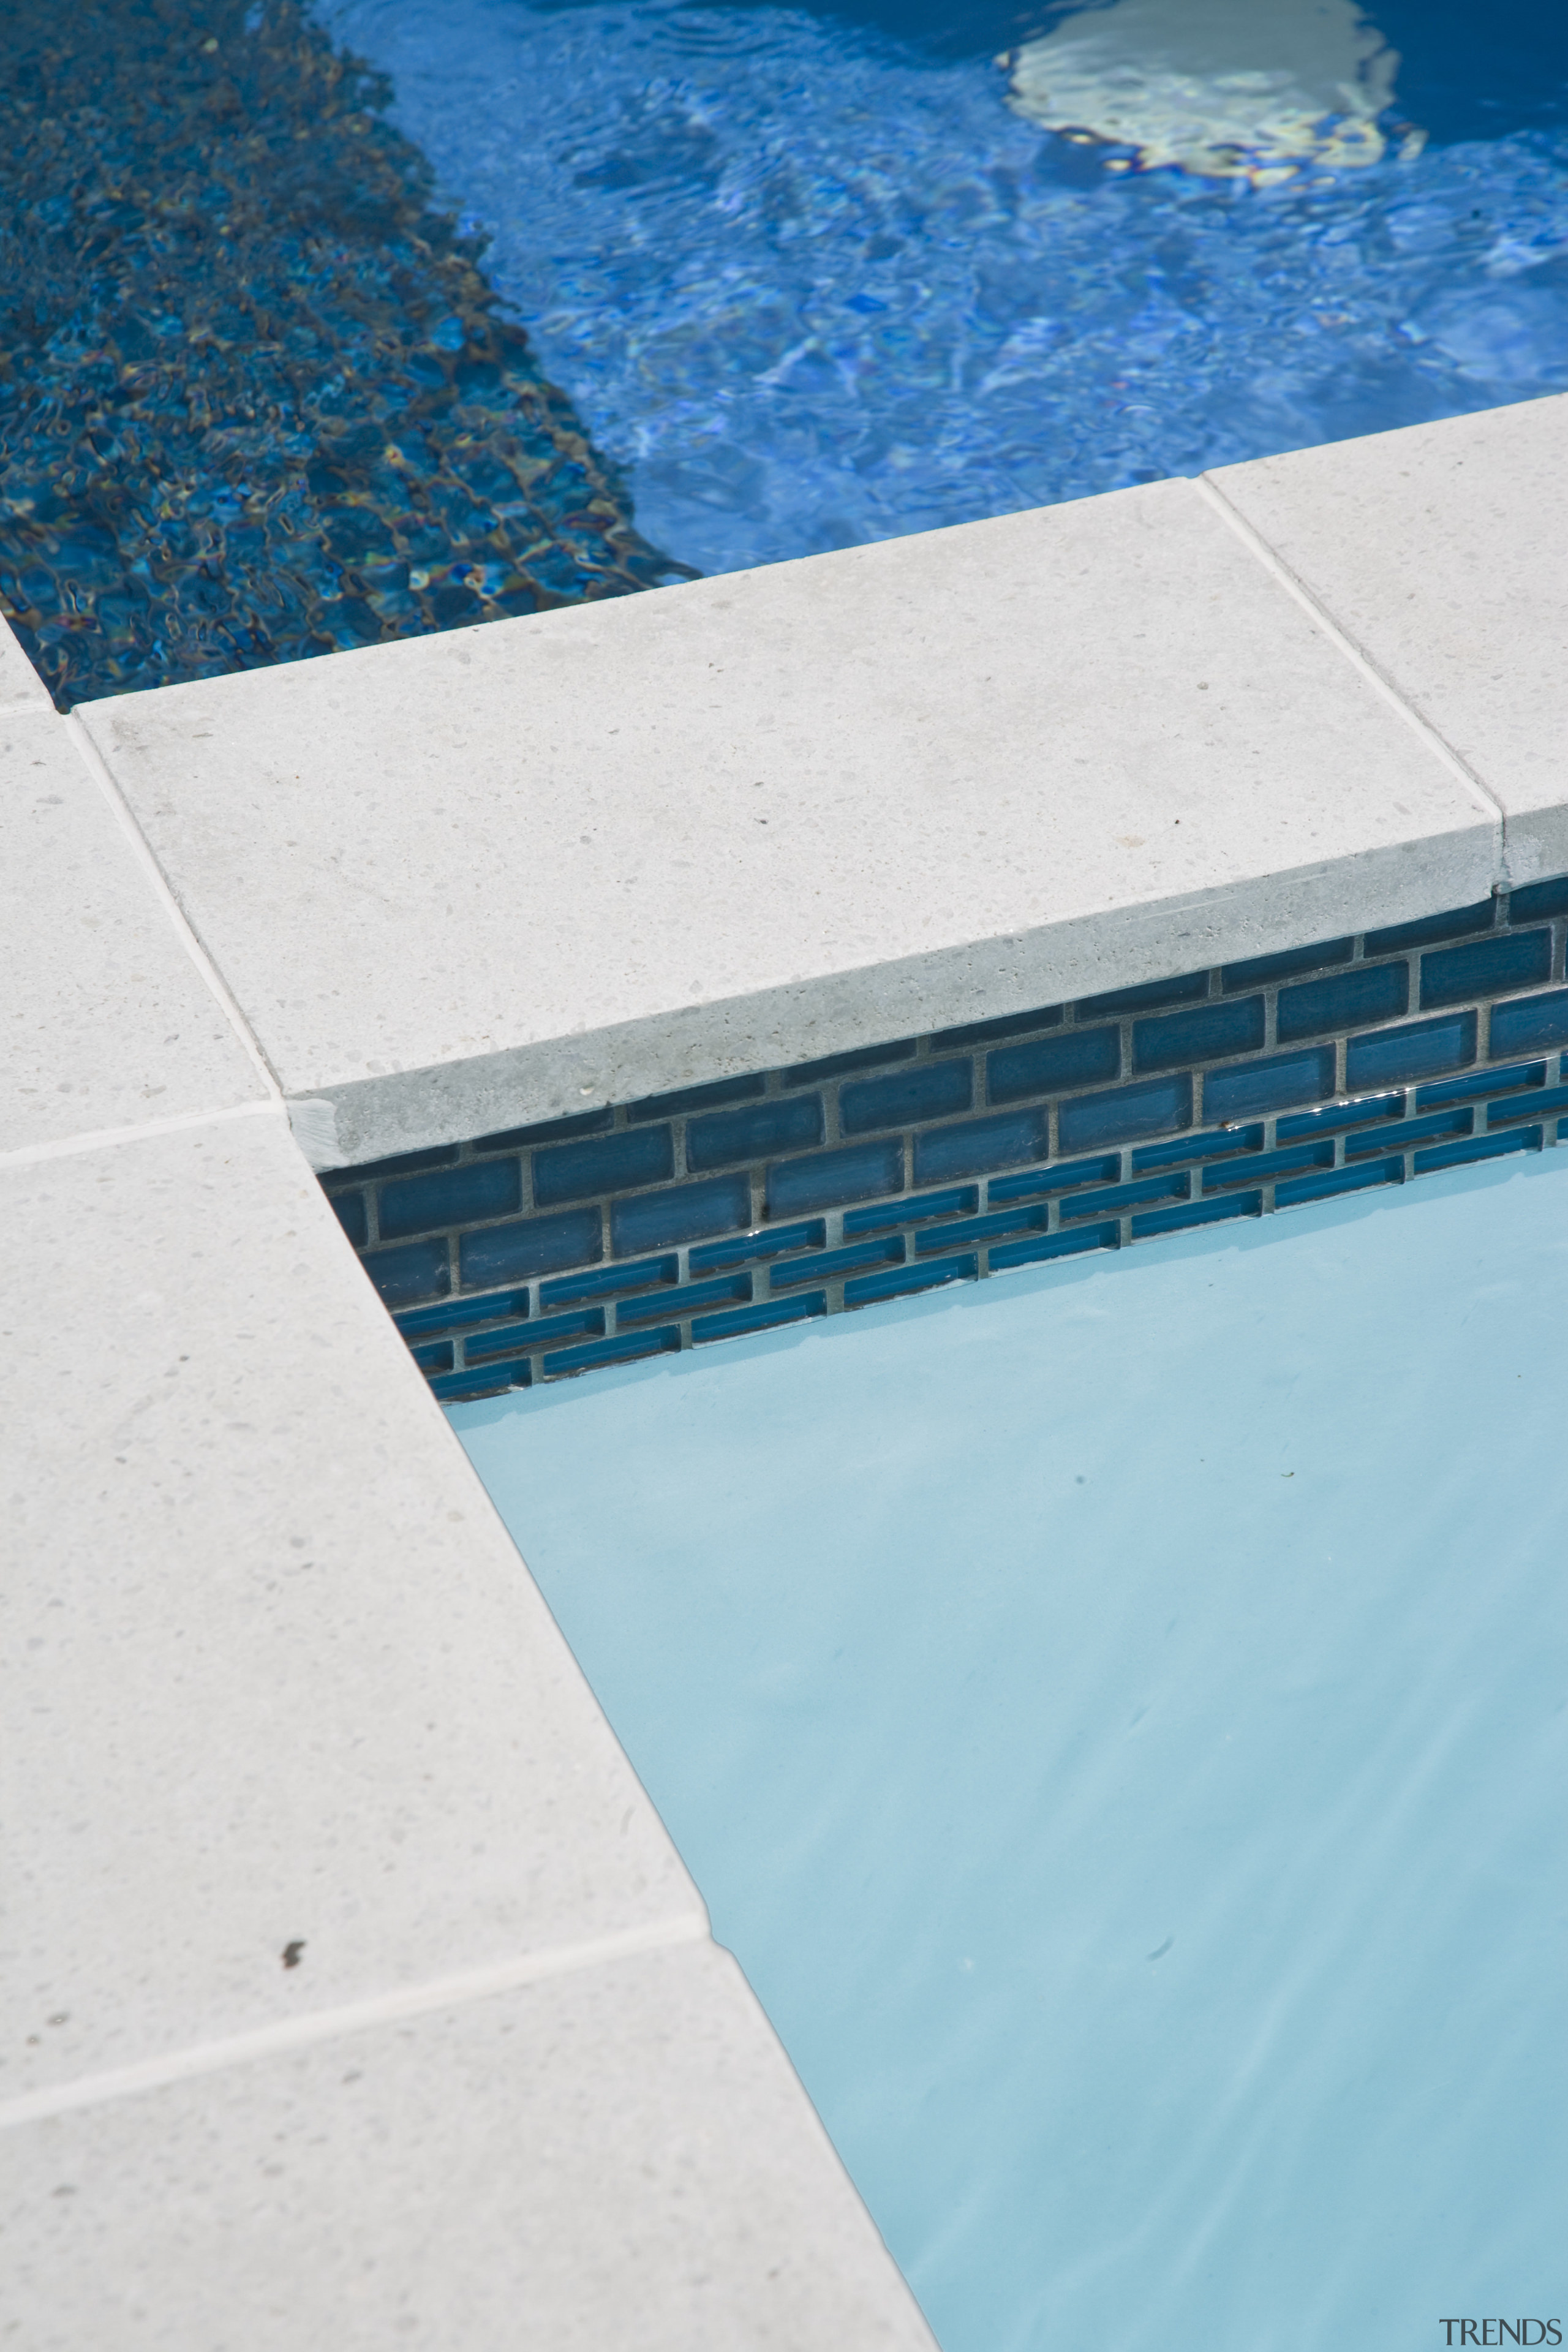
[
  {"left": 3, "top": 393, "right": 1566, "bottom": 2341},
  {"left": 80, "top": 400, "right": 1568, "bottom": 1165}
]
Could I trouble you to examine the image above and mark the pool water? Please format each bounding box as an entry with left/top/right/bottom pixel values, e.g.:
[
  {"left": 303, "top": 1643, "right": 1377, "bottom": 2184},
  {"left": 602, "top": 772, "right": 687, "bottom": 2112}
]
[
  {"left": 0, "top": 0, "right": 688, "bottom": 710},
  {"left": 453, "top": 1153, "right": 1567, "bottom": 2352},
  {"left": 314, "top": 0, "right": 1568, "bottom": 576}
]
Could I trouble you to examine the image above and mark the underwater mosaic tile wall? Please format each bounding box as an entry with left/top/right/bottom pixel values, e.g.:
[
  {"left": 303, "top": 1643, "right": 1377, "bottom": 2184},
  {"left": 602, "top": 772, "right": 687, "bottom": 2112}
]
[
  {"left": 0, "top": 0, "right": 688, "bottom": 710},
  {"left": 322, "top": 876, "right": 1568, "bottom": 1401}
]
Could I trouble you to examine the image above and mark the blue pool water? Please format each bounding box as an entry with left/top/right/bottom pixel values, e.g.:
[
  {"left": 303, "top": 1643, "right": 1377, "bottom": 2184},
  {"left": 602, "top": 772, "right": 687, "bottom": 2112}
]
[
  {"left": 453, "top": 1154, "right": 1567, "bottom": 2352},
  {"left": 314, "top": 0, "right": 1568, "bottom": 576}
]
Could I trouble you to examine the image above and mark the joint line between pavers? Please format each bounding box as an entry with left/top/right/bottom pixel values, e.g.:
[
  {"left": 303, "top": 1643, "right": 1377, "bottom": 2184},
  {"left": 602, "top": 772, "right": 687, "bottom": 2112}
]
[
  {"left": 0, "top": 1912, "right": 710, "bottom": 2135},
  {"left": 62, "top": 712, "right": 285, "bottom": 1104},
  {"left": 1194, "top": 473, "right": 1508, "bottom": 861},
  {"left": 0, "top": 1097, "right": 285, "bottom": 1171}
]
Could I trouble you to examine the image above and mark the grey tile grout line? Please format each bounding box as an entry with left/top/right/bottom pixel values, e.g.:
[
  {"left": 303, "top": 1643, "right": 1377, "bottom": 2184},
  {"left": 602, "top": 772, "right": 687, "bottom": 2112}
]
[
  {"left": 0, "top": 1912, "right": 710, "bottom": 2135},
  {"left": 1194, "top": 473, "right": 1509, "bottom": 859},
  {"left": 383, "top": 1003, "right": 1567, "bottom": 1396},
  {"left": 61, "top": 711, "right": 287, "bottom": 1108}
]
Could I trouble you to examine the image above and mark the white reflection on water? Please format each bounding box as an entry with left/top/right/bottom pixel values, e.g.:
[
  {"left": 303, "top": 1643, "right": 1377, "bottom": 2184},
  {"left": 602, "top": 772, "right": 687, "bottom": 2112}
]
[{"left": 1009, "top": 0, "right": 1420, "bottom": 183}]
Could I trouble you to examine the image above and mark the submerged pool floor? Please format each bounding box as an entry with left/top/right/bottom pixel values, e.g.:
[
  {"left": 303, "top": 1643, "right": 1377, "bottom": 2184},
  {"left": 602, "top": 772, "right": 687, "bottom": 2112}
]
[
  {"left": 317, "top": 0, "right": 1568, "bottom": 575},
  {"left": 454, "top": 1153, "right": 1567, "bottom": 2352}
]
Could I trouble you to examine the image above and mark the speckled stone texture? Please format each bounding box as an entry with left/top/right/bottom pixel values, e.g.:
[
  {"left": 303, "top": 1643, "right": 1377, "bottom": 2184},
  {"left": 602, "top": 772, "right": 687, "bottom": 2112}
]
[{"left": 79, "top": 473, "right": 1498, "bottom": 1166}]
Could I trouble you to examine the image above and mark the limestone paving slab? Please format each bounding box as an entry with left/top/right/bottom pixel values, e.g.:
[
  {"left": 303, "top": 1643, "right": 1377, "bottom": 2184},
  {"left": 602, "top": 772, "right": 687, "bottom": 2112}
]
[
  {"left": 77, "top": 478, "right": 1496, "bottom": 1167},
  {"left": 0, "top": 1942, "right": 937, "bottom": 2352},
  {"left": 0, "top": 1115, "right": 703, "bottom": 2101},
  {"left": 1, "top": 710, "right": 265, "bottom": 1152},
  {"left": 1210, "top": 392, "right": 1568, "bottom": 881},
  {"left": 0, "top": 611, "right": 53, "bottom": 714}
]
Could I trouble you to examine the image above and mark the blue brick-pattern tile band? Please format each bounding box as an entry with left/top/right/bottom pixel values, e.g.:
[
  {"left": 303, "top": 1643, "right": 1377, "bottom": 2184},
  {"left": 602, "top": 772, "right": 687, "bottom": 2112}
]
[{"left": 320, "top": 876, "right": 1568, "bottom": 1401}]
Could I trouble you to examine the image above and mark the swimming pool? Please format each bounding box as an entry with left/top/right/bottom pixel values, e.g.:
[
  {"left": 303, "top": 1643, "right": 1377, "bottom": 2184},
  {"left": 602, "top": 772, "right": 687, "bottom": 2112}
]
[
  {"left": 453, "top": 1149, "right": 1567, "bottom": 2351},
  {"left": 315, "top": 0, "right": 1568, "bottom": 576}
]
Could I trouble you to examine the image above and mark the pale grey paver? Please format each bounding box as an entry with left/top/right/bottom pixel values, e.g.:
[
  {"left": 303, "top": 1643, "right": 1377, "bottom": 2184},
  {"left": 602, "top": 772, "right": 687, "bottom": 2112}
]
[
  {"left": 1, "top": 1943, "right": 937, "bottom": 2352},
  {"left": 77, "top": 477, "right": 1496, "bottom": 1166},
  {"left": 1209, "top": 391, "right": 1568, "bottom": 881},
  {"left": 0, "top": 611, "right": 53, "bottom": 714},
  {"left": 1, "top": 710, "right": 265, "bottom": 1152},
  {"left": 12, "top": 399, "right": 1567, "bottom": 2346},
  {"left": 1, "top": 1115, "right": 703, "bottom": 2101}
]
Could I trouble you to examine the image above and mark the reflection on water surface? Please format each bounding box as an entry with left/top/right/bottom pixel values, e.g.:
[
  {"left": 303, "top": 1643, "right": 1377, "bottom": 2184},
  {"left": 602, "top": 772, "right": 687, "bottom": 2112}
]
[{"left": 319, "top": 0, "right": 1568, "bottom": 576}]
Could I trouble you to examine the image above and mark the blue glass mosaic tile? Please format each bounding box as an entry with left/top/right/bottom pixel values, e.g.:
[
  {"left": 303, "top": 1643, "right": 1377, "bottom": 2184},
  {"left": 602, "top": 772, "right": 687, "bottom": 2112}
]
[
  {"left": 460, "top": 1206, "right": 600, "bottom": 1290},
  {"left": 431, "top": 1358, "right": 532, "bottom": 1403},
  {"left": 690, "top": 1219, "right": 827, "bottom": 1272},
  {"left": 843, "top": 1253, "right": 979, "bottom": 1306},
  {"left": 1344, "top": 1109, "right": 1472, "bottom": 1158},
  {"left": 541, "top": 1254, "right": 679, "bottom": 1307},
  {"left": 1061, "top": 1172, "right": 1189, "bottom": 1222},
  {"left": 364, "top": 1237, "right": 450, "bottom": 1307},
  {"left": 467, "top": 1310, "right": 603, "bottom": 1363},
  {"left": 473, "top": 1109, "right": 611, "bottom": 1152},
  {"left": 989, "top": 1223, "right": 1118, "bottom": 1271},
  {"left": 1132, "top": 1191, "right": 1262, "bottom": 1238},
  {"left": 1365, "top": 899, "right": 1496, "bottom": 956},
  {"left": 330, "top": 1191, "right": 368, "bottom": 1247},
  {"left": 331, "top": 1144, "right": 458, "bottom": 1184},
  {"left": 1414, "top": 1128, "right": 1542, "bottom": 1174},
  {"left": 611, "top": 1174, "right": 751, "bottom": 1254},
  {"left": 1058, "top": 1073, "right": 1192, "bottom": 1154},
  {"left": 916, "top": 1205, "right": 1049, "bottom": 1253},
  {"left": 988, "top": 1028, "right": 1119, "bottom": 1106},
  {"left": 935, "top": 1006, "right": 1063, "bottom": 1049},
  {"left": 771, "top": 1238, "right": 905, "bottom": 1289},
  {"left": 396, "top": 1287, "right": 530, "bottom": 1338},
  {"left": 1275, "top": 1158, "right": 1404, "bottom": 1208},
  {"left": 1345, "top": 1010, "right": 1477, "bottom": 1091},
  {"left": 1488, "top": 987, "right": 1568, "bottom": 1058},
  {"left": 692, "top": 1292, "right": 827, "bottom": 1344},
  {"left": 1278, "top": 962, "right": 1408, "bottom": 1041},
  {"left": 543, "top": 1327, "right": 682, "bottom": 1376},
  {"left": 840, "top": 1059, "right": 973, "bottom": 1136},
  {"left": 1204, "top": 1047, "right": 1336, "bottom": 1123},
  {"left": 377, "top": 1156, "right": 520, "bottom": 1242},
  {"left": 1277, "top": 1091, "right": 1403, "bottom": 1140},
  {"left": 1422, "top": 929, "right": 1551, "bottom": 1008},
  {"left": 1417, "top": 1062, "right": 1545, "bottom": 1107},
  {"left": 1221, "top": 938, "right": 1353, "bottom": 990},
  {"left": 1079, "top": 972, "right": 1207, "bottom": 1017},
  {"left": 1133, "top": 995, "right": 1264, "bottom": 1074},
  {"left": 686, "top": 1096, "right": 823, "bottom": 1169},
  {"left": 628, "top": 1074, "right": 765, "bottom": 1121},
  {"left": 1508, "top": 876, "right": 1568, "bottom": 922},
  {"left": 767, "top": 1139, "right": 903, "bottom": 1217},
  {"left": 989, "top": 1155, "right": 1120, "bottom": 1203},
  {"left": 913, "top": 1107, "right": 1049, "bottom": 1185},
  {"left": 1487, "top": 1084, "right": 1568, "bottom": 1128},
  {"left": 1133, "top": 1123, "right": 1263, "bottom": 1171},
  {"left": 1202, "top": 1142, "right": 1333, "bottom": 1189},
  {"left": 846, "top": 1188, "right": 978, "bottom": 1235},
  {"left": 533, "top": 1125, "right": 673, "bottom": 1207},
  {"left": 784, "top": 1040, "right": 916, "bottom": 1087},
  {"left": 342, "top": 865, "right": 1568, "bottom": 1404},
  {"left": 619, "top": 1276, "right": 753, "bottom": 1325}
]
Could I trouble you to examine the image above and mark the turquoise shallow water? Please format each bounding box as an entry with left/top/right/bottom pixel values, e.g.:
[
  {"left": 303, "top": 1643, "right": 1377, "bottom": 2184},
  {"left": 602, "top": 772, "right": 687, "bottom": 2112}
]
[{"left": 453, "top": 1155, "right": 1567, "bottom": 2352}]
